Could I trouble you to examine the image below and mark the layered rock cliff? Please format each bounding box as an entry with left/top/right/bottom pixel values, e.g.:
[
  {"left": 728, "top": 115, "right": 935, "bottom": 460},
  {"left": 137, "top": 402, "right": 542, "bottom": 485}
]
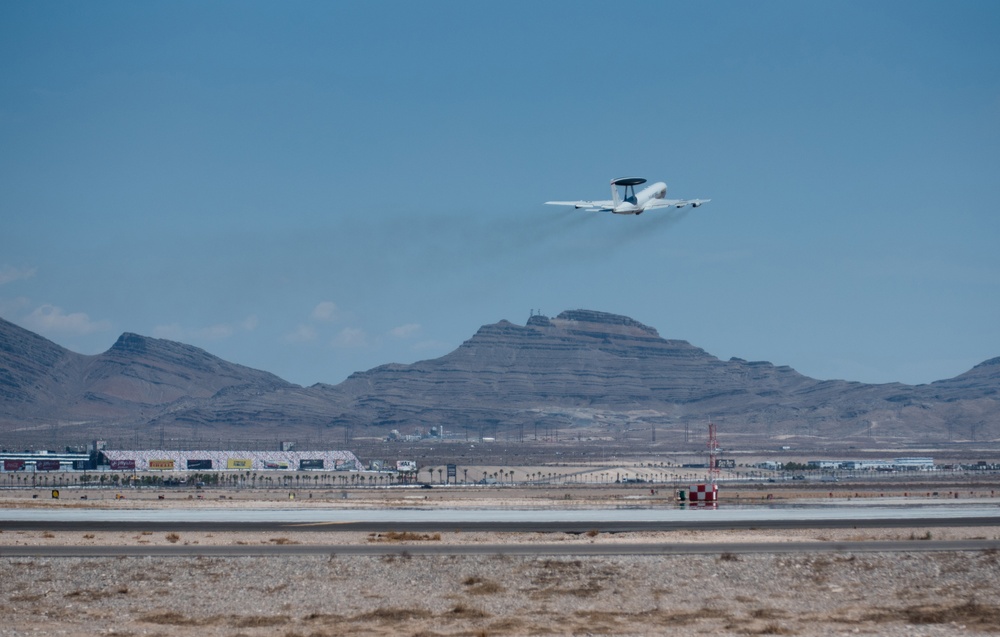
[{"left": 2, "top": 311, "right": 998, "bottom": 444}]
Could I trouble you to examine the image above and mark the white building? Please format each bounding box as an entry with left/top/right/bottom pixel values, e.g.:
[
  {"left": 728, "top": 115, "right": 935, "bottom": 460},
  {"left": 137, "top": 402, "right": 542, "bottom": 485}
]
[
  {"left": 100, "top": 449, "right": 362, "bottom": 472},
  {"left": 892, "top": 457, "right": 935, "bottom": 471}
]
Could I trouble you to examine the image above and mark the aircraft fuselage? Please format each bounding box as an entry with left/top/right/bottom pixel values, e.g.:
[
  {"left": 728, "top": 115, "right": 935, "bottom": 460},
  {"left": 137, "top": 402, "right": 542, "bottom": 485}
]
[{"left": 612, "top": 181, "right": 667, "bottom": 215}]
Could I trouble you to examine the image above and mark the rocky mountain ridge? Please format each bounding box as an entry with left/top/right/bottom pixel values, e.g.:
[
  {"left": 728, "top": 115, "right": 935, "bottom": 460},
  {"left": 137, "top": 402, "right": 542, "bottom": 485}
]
[{"left": 1, "top": 311, "right": 998, "bottom": 446}]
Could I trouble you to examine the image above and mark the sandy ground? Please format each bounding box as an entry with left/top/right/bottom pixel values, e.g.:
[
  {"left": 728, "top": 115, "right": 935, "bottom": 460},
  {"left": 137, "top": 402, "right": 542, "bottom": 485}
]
[
  {"left": 2, "top": 547, "right": 999, "bottom": 636},
  {"left": 2, "top": 485, "right": 1000, "bottom": 636},
  {"left": 3, "top": 526, "right": 1000, "bottom": 548}
]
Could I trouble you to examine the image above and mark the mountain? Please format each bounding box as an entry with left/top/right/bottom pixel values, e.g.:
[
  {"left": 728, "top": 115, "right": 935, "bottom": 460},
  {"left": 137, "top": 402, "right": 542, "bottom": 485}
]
[
  {"left": 0, "top": 317, "right": 291, "bottom": 431},
  {"left": 312, "top": 310, "right": 999, "bottom": 443},
  {"left": 2, "top": 311, "right": 999, "bottom": 447}
]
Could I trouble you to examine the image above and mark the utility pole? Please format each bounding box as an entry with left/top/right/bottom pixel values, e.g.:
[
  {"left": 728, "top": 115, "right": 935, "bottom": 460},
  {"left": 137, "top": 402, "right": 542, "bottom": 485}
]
[{"left": 707, "top": 422, "right": 720, "bottom": 482}]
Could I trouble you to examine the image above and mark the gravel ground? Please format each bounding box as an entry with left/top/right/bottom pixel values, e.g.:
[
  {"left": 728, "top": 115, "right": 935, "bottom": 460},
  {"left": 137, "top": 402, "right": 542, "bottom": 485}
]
[
  {"left": 3, "top": 526, "right": 1000, "bottom": 547},
  {"left": 2, "top": 487, "right": 1000, "bottom": 636},
  {"left": 1, "top": 550, "right": 999, "bottom": 636}
]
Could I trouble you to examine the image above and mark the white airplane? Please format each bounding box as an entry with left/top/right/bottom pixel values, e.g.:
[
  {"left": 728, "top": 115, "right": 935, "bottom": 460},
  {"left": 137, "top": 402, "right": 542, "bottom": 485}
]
[{"left": 546, "top": 177, "right": 710, "bottom": 215}]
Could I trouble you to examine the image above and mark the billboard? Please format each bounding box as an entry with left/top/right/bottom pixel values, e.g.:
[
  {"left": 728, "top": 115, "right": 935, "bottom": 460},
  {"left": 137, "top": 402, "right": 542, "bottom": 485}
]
[
  {"left": 109, "top": 459, "right": 136, "bottom": 471},
  {"left": 35, "top": 459, "right": 60, "bottom": 471},
  {"left": 227, "top": 458, "right": 252, "bottom": 470},
  {"left": 149, "top": 459, "right": 175, "bottom": 470},
  {"left": 186, "top": 459, "right": 213, "bottom": 470},
  {"left": 396, "top": 460, "right": 417, "bottom": 473},
  {"left": 3, "top": 460, "right": 25, "bottom": 471},
  {"left": 334, "top": 459, "right": 356, "bottom": 471},
  {"left": 299, "top": 459, "right": 324, "bottom": 470},
  {"left": 716, "top": 459, "right": 736, "bottom": 469},
  {"left": 263, "top": 461, "right": 289, "bottom": 470}
]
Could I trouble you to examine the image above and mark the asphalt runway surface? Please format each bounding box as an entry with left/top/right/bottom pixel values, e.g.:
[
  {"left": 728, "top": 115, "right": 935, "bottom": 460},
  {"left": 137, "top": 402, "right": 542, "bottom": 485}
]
[
  {"left": 2, "top": 515, "right": 1000, "bottom": 534},
  {"left": 3, "top": 504, "right": 1000, "bottom": 557},
  {"left": 3, "top": 539, "right": 1000, "bottom": 558},
  {"left": 2, "top": 503, "right": 999, "bottom": 533}
]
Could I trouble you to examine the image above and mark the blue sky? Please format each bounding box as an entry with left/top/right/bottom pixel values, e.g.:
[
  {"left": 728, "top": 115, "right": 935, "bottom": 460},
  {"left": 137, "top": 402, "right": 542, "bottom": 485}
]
[{"left": 2, "top": 1, "right": 998, "bottom": 387}]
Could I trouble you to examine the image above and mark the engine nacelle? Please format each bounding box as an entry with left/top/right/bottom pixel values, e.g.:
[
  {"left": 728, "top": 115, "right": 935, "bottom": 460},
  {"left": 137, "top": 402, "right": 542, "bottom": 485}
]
[{"left": 691, "top": 202, "right": 702, "bottom": 208}]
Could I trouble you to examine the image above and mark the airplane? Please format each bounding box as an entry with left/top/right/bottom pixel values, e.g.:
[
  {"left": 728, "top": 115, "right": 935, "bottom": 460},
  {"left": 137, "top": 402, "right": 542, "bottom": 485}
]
[{"left": 545, "top": 177, "right": 710, "bottom": 215}]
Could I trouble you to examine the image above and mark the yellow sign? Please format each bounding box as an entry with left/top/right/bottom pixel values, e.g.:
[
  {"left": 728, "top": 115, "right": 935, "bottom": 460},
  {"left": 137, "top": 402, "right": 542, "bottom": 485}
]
[
  {"left": 51, "top": 490, "right": 59, "bottom": 499},
  {"left": 149, "top": 459, "right": 175, "bottom": 470},
  {"left": 227, "top": 458, "right": 252, "bottom": 470}
]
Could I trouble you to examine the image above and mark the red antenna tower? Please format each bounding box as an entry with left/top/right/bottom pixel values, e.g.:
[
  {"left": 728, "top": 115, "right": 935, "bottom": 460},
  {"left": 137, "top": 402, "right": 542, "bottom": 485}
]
[{"left": 707, "top": 422, "right": 720, "bottom": 482}]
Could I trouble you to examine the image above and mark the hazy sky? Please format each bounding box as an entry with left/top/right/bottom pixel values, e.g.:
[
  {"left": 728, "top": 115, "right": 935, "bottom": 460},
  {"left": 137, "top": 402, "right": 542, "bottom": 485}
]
[{"left": 2, "top": 1, "right": 998, "bottom": 387}]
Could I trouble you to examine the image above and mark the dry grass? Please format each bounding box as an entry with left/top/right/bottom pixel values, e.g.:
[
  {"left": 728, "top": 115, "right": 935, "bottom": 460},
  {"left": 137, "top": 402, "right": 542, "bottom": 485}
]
[
  {"left": 229, "top": 614, "right": 291, "bottom": 627},
  {"left": 462, "top": 576, "right": 504, "bottom": 595},
  {"left": 65, "top": 586, "right": 128, "bottom": 600},
  {"left": 139, "top": 611, "right": 213, "bottom": 626},
  {"left": 862, "top": 600, "right": 1000, "bottom": 629},
  {"left": 368, "top": 531, "right": 441, "bottom": 542},
  {"left": 741, "top": 622, "right": 796, "bottom": 635},
  {"left": 750, "top": 608, "right": 789, "bottom": 620},
  {"left": 355, "top": 607, "right": 433, "bottom": 622},
  {"left": 140, "top": 611, "right": 294, "bottom": 628},
  {"left": 648, "top": 609, "right": 707, "bottom": 626},
  {"left": 447, "top": 603, "right": 490, "bottom": 619}
]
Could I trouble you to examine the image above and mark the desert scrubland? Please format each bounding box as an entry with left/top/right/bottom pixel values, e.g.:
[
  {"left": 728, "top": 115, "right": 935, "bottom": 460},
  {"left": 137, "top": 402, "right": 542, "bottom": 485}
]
[{"left": 2, "top": 479, "right": 1000, "bottom": 636}]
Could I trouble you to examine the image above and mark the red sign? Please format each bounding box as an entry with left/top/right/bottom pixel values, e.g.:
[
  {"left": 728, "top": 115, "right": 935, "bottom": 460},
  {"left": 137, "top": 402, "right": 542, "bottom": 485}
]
[{"left": 3, "top": 460, "right": 25, "bottom": 471}]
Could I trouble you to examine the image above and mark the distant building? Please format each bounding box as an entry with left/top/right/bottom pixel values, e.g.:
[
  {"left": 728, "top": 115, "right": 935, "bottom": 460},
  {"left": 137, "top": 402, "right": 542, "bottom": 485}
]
[
  {"left": 841, "top": 460, "right": 892, "bottom": 471},
  {"left": 100, "top": 449, "right": 362, "bottom": 472},
  {"left": 892, "top": 457, "right": 935, "bottom": 471},
  {"left": 807, "top": 460, "right": 842, "bottom": 469},
  {"left": 1, "top": 451, "right": 92, "bottom": 471}
]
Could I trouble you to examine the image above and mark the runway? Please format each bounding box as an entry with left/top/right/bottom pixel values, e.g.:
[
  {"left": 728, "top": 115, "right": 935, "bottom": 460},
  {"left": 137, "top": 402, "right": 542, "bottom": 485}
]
[
  {"left": 3, "top": 539, "right": 999, "bottom": 558},
  {"left": 3, "top": 503, "right": 999, "bottom": 557},
  {"left": 2, "top": 503, "right": 998, "bottom": 534}
]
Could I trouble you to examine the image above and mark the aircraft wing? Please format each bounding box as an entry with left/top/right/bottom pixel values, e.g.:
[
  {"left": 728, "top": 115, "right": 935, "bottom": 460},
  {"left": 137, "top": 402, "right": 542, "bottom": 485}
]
[
  {"left": 545, "top": 199, "right": 614, "bottom": 211},
  {"left": 644, "top": 198, "right": 711, "bottom": 210}
]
